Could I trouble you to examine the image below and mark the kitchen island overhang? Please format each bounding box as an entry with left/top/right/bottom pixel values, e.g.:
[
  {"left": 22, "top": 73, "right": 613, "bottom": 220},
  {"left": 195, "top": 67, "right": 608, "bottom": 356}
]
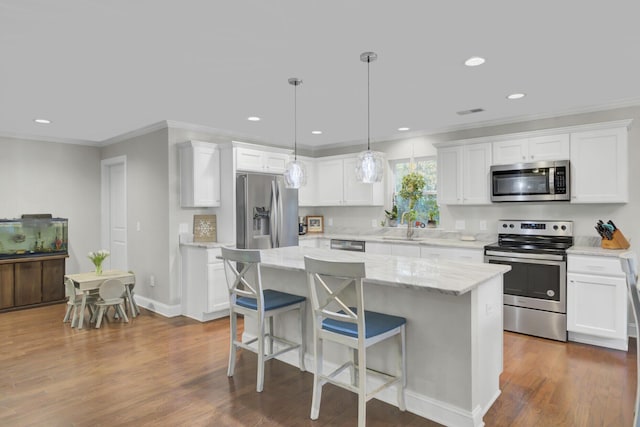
[{"left": 241, "top": 246, "right": 511, "bottom": 427}]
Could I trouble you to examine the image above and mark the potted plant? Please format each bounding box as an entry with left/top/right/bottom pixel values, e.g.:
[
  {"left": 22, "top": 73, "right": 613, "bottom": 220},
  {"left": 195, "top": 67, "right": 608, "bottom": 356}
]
[
  {"left": 384, "top": 204, "right": 398, "bottom": 227},
  {"left": 398, "top": 171, "right": 426, "bottom": 238},
  {"left": 426, "top": 197, "right": 439, "bottom": 228}
]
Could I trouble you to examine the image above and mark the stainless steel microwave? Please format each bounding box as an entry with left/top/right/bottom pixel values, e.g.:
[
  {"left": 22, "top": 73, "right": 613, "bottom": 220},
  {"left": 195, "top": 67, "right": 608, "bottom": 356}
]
[{"left": 490, "top": 160, "right": 570, "bottom": 202}]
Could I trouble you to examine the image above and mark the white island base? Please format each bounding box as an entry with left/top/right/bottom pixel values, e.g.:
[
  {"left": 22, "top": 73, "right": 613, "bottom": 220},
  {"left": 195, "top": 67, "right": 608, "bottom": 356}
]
[{"left": 241, "top": 247, "right": 508, "bottom": 427}]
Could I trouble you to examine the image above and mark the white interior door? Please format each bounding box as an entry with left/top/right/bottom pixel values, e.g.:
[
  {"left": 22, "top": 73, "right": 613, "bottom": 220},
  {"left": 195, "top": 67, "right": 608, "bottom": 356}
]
[{"left": 101, "top": 156, "right": 127, "bottom": 271}]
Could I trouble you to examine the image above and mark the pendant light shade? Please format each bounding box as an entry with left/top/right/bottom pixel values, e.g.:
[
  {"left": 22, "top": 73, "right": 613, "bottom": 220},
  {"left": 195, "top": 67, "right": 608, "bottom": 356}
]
[
  {"left": 356, "top": 51, "right": 384, "bottom": 184},
  {"left": 284, "top": 77, "right": 307, "bottom": 189}
]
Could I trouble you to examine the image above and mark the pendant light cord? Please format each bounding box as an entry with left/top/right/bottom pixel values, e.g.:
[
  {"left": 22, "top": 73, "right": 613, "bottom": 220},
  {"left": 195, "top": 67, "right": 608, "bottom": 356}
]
[
  {"left": 367, "top": 56, "right": 371, "bottom": 151},
  {"left": 294, "top": 82, "right": 298, "bottom": 161}
]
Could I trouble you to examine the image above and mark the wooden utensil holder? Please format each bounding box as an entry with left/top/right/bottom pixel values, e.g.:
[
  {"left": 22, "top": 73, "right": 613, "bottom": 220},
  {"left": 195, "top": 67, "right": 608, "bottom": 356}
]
[{"left": 601, "top": 229, "right": 630, "bottom": 249}]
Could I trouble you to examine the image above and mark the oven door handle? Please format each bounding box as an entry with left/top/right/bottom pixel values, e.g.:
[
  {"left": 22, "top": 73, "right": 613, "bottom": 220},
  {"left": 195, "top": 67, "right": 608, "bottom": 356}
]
[
  {"left": 485, "top": 254, "right": 566, "bottom": 266},
  {"left": 484, "top": 250, "right": 565, "bottom": 262}
]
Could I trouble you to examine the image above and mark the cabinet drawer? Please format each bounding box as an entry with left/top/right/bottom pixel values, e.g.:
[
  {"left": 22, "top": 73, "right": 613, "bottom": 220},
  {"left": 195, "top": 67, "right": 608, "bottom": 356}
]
[
  {"left": 207, "top": 248, "right": 222, "bottom": 263},
  {"left": 568, "top": 254, "right": 623, "bottom": 277}
]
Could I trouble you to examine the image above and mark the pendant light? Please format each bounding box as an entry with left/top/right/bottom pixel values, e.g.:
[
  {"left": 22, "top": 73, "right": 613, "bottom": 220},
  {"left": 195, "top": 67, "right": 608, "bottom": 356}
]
[
  {"left": 284, "top": 77, "right": 307, "bottom": 189},
  {"left": 355, "top": 51, "right": 384, "bottom": 184}
]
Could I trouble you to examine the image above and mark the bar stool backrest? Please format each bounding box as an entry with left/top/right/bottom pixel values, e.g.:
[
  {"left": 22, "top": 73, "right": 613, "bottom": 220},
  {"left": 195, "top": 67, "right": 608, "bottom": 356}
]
[{"left": 221, "top": 247, "right": 264, "bottom": 309}]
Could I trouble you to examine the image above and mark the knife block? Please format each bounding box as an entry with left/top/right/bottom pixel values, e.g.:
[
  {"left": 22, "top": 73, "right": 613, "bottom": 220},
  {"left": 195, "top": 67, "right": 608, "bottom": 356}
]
[{"left": 601, "top": 229, "right": 630, "bottom": 249}]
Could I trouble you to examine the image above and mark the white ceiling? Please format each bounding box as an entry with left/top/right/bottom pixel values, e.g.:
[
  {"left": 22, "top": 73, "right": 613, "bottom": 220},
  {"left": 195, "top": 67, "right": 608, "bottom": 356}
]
[{"left": 2, "top": 1, "right": 640, "bottom": 148}]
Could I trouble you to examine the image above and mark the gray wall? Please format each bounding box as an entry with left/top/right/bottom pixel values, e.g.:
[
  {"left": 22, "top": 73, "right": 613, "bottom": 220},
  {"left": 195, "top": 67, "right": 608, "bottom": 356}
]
[
  {"left": 303, "top": 105, "right": 640, "bottom": 246},
  {"left": 0, "top": 137, "right": 101, "bottom": 274},
  {"left": 100, "top": 128, "right": 171, "bottom": 304}
]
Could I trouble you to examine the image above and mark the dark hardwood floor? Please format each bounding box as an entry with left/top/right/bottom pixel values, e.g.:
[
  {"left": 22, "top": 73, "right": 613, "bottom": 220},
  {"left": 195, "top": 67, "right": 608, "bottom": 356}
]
[{"left": 0, "top": 304, "right": 636, "bottom": 426}]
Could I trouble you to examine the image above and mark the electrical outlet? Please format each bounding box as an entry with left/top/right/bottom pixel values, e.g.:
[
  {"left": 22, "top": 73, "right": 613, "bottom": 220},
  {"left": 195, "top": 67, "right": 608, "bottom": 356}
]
[
  {"left": 136, "top": 221, "right": 141, "bottom": 232},
  {"left": 455, "top": 220, "right": 466, "bottom": 230},
  {"left": 371, "top": 219, "right": 377, "bottom": 227},
  {"left": 328, "top": 218, "right": 333, "bottom": 226},
  {"left": 149, "top": 275, "right": 155, "bottom": 287},
  {"left": 479, "top": 220, "right": 487, "bottom": 231},
  {"left": 178, "top": 223, "right": 188, "bottom": 233}
]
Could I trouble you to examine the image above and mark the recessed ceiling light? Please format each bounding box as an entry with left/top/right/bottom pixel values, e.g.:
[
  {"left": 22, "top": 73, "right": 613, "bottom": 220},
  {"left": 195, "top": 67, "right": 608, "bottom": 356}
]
[
  {"left": 247, "top": 116, "right": 261, "bottom": 121},
  {"left": 398, "top": 127, "right": 410, "bottom": 132},
  {"left": 311, "top": 130, "right": 322, "bottom": 135},
  {"left": 34, "top": 118, "right": 51, "bottom": 124},
  {"left": 507, "top": 93, "right": 526, "bottom": 100},
  {"left": 464, "top": 56, "right": 485, "bottom": 67}
]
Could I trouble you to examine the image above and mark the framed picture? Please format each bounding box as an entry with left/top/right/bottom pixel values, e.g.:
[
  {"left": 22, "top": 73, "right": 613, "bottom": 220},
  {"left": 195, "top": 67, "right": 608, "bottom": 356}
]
[
  {"left": 193, "top": 214, "right": 217, "bottom": 242},
  {"left": 307, "top": 215, "right": 324, "bottom": 233}
]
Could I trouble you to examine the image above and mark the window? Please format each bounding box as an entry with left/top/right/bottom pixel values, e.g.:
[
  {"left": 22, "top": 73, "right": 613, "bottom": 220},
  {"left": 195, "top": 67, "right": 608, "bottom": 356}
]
[{"left": 390, "top": 157, "right": 438, "bottom": 225}]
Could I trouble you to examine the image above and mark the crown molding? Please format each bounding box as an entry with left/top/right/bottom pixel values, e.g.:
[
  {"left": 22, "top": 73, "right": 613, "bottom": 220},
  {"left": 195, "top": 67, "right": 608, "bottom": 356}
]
[{"left": 0, "top": 130, "right": 97, "bottom": 146}]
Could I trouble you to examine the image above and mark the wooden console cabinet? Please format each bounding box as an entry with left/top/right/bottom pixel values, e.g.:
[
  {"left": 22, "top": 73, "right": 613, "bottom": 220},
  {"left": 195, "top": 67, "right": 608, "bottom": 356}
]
[{"left": 0, "top": 255, "right": 67, "bottom": 312}]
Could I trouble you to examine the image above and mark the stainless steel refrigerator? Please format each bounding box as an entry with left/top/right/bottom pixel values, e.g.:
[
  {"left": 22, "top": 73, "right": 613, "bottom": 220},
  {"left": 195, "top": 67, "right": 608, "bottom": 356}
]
[{"left": 236, "top": 173, "right": 298, "bottom": 249}]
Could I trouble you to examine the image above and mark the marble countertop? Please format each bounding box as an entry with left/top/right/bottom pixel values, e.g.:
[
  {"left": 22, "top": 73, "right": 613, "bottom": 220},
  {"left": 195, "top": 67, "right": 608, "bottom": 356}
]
[
  {"left": 180, "top": 241, "right": 233, "bottom": 249},
  {"left": 300, "top": 232, "right": 494, "bottom": 250},
  {"left": 259, "top": 246, "right": 510, "bottom": 296},
  {"left": 567, "top": 235, "right": 633, "bottom": 257}
]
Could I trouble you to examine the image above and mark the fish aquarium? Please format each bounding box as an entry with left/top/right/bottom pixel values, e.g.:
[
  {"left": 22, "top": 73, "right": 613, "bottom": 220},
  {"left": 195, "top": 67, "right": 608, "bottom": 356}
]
[{"left": 0, "top": 215, "right": 68, "bottom": 259}]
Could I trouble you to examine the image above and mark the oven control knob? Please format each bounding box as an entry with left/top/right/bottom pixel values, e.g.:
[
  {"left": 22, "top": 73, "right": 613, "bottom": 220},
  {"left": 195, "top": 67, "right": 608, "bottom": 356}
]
[
  {"left": 502, "top": 224, "right": 508, "bottom": 228},
  {"left": 547, "top": 290, "right": 555, "bottom": 297},
  {"left": 561, "top": 225, "right": 566, "bottom": 231},
  {"left": 553, "top": 225, "right": 558, "bottom": 230},
  {"left": 509, "top": 224, "right": 514, "bottom": 228}
]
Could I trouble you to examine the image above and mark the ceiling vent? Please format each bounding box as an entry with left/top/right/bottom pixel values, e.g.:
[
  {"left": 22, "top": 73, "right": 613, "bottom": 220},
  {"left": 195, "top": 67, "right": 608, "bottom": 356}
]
[{"left": 457, "top": 108, "right": 485, "bottom": 115}]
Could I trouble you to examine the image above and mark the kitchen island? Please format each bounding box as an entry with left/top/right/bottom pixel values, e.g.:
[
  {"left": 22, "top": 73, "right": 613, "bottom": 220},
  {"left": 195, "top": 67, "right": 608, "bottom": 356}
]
[{"left": 244, "top": 246, "right": 510, "bottom": 427}]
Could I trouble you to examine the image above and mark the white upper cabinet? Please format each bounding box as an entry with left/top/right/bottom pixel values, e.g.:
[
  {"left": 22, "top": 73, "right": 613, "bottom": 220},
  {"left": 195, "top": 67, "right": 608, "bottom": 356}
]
[
  {"left": 438, "top": 143, "right": 491, "bottom": 205},
  {"left": 297, "top": 156, "right": 316, "bottom": 207},
  {"left": 570, "top": 127, "right": 628, "bottom": 203},
  {"left": 178, "top": 141, "right": 221, "bottom": 208},
  {"left": 314, "top": 155, "right": 384, "bottom": 206},
  {"left": 235, "top": 145, "right": 289, "bottom": 174},
  {"left": 492, "top": 134, "right": 570, "bottom": 165}
]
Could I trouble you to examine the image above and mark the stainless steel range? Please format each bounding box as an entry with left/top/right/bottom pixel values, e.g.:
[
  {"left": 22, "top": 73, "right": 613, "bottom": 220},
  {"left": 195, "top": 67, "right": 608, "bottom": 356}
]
[{"left": 484, "top": 220, "right": 574, "bottom": 342}]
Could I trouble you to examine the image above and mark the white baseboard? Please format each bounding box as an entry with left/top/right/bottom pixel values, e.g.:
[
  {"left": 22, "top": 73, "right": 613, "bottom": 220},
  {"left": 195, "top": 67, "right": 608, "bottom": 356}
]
[
  {"left": 134, "top": 295, "right": 182, "bottom": 318},
  {"left": 241, "top": 332, "right": 486, "bottom": 427},
  {"left": 629, "top": 322, "right": 637, "bottom": 338},
  {"left": 568, "top": 331, "right": 628, "bottom": 351}
]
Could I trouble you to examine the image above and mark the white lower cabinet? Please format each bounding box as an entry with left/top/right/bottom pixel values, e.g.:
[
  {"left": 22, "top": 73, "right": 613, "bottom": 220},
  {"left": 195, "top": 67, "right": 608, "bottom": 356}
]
[
  {"left": 298, "top": 238, "right": 318, "bottom": 248},
  {"left": 365, "top": 241, "right": 392, "bottom": 255},
  {"left": 390, "top": 243, "right": 420, "bottom": 258},
  {"left": 567, "top": 254, "right": 628, "bottom": 351},
  {"left": 421, "top": 246, "right": 484, "bottom": 263},
  {"left": 181, "top": 245, "right": 229, "bottom": 322}
]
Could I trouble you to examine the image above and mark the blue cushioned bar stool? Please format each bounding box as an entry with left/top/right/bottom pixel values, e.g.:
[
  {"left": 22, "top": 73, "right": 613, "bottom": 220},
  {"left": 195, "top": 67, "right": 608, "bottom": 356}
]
[
  {"left": 221, "top": 247, "right": 306, "bottom": 392},
  {"left": 304, "top": 256, "right": 406, "bottom": 427}
]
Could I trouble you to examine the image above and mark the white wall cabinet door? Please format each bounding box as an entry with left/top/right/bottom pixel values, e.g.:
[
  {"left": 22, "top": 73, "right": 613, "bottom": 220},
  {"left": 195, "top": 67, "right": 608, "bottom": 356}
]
[
  {"left": 297, "top": 156, "right": 316, "bottom": 207},
  {"left": 343, "top": 157, "right": 373, "bottom": 205},
  {"left": 264, "top": 152, "right": 289, "bottom": 173},
  {"left": 492, "top": 138, "right": 529, "bottom": 165},
  {"left": 315, "top": 156, "right": 383, "bottom": 206},
  {"left": 570, "top": 127, "right": 628, "bottom": 203},
  {"left": 528, "top": 134, "right": 570, "bottom": 162},
  {"left": 179, "top": 141, "right": 221, "bottom": 207},
  {"left": 315, "top": 158, "right": 344, "bottom": 205},
  {"left": 437, "top": 146, "right": 463, "bottom": 205},
  {"left": 463, "top": 143, "right": 492, "bottom": 204},
  {"left": 492, "top": 134, "right": 569, "bottom": 165},
  {"left": 438, "top": 143, "right": 491, "bottom": 205},
  {"left": 235, "top": 147, "right": 289, "bottom": 174}
]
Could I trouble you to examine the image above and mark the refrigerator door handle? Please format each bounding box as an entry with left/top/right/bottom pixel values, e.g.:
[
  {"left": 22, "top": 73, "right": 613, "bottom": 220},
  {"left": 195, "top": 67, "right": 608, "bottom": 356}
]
[
  {"left": 277, "top": 180, "right": 284, "bottom": 247},
  {"left": 270, "top": 181, "right": 278, "bottom": 248}
]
